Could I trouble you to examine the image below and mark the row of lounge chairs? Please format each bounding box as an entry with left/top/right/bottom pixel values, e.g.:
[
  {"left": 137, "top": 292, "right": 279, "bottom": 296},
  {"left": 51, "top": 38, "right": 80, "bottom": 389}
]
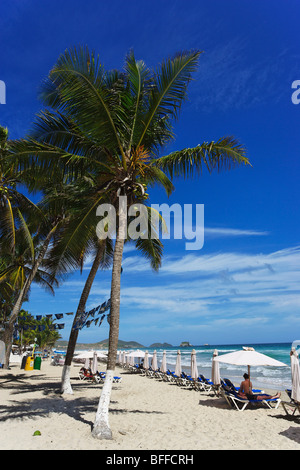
[
  {"left": 120, "top": 362, "right": 286, "bottom": 412},
  {"left": 78, "top": 367, "right": 122, "bottom": 384},
  {"left": 128, "top": 364, "right": 284, "bottom": 412},
  {"left": 127, "top": 364, "right": 218, "bottom": 393}
]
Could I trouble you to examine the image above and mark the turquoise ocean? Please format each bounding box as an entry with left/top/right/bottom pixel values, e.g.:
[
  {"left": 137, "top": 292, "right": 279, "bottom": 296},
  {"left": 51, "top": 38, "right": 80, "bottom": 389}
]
[{"left": 130, "top": 343, "right": 294, "bottom": 392}]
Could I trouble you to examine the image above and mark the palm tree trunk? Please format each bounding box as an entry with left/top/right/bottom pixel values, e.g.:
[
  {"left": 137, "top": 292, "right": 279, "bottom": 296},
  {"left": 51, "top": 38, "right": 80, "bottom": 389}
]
[
  {"left": 92, "top": 198, "right": 126, "bottom": 440},
  {"left": 3, "top": 226, "right": 56, "bottom": 368},
  {"left": 61, "top": 242, "right": 105, "bottom": 394},
  {"left": 3, "top": 291, "right": 24, "bottom": 368}
]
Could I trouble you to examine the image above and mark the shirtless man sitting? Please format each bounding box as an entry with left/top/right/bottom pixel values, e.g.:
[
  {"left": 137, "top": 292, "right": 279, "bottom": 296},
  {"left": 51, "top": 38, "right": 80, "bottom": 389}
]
[{"left": 238, "top": 373, "right": 281, "bottom": 400}]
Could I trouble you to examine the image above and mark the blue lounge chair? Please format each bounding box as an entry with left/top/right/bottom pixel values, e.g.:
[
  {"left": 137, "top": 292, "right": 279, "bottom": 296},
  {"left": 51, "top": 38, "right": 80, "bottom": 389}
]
[
  {"left": 95, "top": 371, "right": 122, "bottom": 383},
  {"left": 198, "top": 374, "right": 214, "bottom": 392},
  {"left": 223, "top": 377, "right": 264, "bottom": 394},
  {"left": 221, "top": 388, "right": 281, "bottom": 411}
]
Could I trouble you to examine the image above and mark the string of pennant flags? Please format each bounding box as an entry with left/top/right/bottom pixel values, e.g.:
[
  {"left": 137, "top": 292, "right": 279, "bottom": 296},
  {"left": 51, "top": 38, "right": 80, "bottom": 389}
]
[
  {"left": 14, "top": 298, "right": 111, "bottom": 333},
  {"left": 72, "top": 298, "right": 111, "bottom": 331}
]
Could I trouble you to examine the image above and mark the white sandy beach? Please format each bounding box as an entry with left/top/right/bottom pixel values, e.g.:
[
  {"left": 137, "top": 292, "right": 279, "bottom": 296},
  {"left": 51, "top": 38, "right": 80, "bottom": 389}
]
[{"left": 1, "top": 359, "right": 300, "bottom": 451}]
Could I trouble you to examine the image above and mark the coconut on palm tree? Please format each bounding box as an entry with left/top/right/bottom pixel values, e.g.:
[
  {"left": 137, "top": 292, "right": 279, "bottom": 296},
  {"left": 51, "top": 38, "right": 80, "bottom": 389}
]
[{"left": 11, "top": 46, "right": 250, "bottom": 438}]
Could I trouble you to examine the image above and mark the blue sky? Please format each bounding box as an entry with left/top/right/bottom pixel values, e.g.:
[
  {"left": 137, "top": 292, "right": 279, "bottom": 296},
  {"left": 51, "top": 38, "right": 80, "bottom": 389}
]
[{"left": 1, "top": 0, "right": 300, "bottom": 346}]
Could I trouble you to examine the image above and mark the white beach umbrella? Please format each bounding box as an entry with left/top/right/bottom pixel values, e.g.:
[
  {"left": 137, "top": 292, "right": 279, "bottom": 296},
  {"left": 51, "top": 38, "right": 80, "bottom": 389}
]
[
  {"left": 84, "top": 356, "right": 90, "bottom": 368},
  {"left": 290, "top": 349, "right": 300, "bottom": 403},
  {"left": 126, "top": 349, "right": 146, "bottom": 358},
  {"left": 91, "top": 351, "right": 98, "bottom": 374},
  {"left": 143, "top": 351, "right": 149, "bottom": 370},
  {"left": 121, "top": 351, "right": 126, "bottom": 364},
  {"left": 75, "top": 350, "right": 107, "bottom": 359},
  {"left": 160, "top": 350, "right": 167, "bottom": 373},
  {"left": 126, "top": 349, "right": 152, "bottom": 365},
  {"left": 215, "top": 347, "right": 287, "bottom": 381},
  {"left": 118, "top": 351, "right": 122, "bottom": 363},
  {"left": 151, "top": 350, "right": 158, "bottom": 371},
  {"left": 191, "top": 349, "right": 198, "bottom": 380},
  {"left": 175, "top": 350, "right": 182, "bottom": 377},
  {"left": 211, "top": 349, "right": 221, "bottom": 385}
]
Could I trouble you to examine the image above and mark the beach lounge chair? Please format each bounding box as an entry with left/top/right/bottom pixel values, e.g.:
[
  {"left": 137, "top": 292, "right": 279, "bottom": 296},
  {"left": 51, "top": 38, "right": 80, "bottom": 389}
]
[
  {"left": 145, "top": 368, "right": 155, "bottom": 377},
  {"left": 281, "top": 389, "right": 300, "bottom": 416},
  {"left": 198, "top": 375, "right": 214, "bottom": 392},
  {"left": 162, "top": 370, "right": 176, "bottom": 383},
  {"left": 78, "top": 367, "right": 102, "bottom": 383},
  {"left": 95, "top": 372, "right": 122, "bottom": 383},
  {"left": 174, "top": 373, "right": 192, "bottom": 387},
  {"left": 191, "top": 377, "right": 206, "bottom": 391},
  {"left": 223, "top": 377, "right": 264, "bottom": 394},
  {"left": 221, "top": 388, "right": 281, "bottom": 411},
  {"left": 154, "top": 371, "right": 164, "bottom": 380},
  {"left": 78, "top": 368, "right": 122, "bottom": 384},
  {"left": 184, "top": 374, "right": 195, "bottom": 388}
]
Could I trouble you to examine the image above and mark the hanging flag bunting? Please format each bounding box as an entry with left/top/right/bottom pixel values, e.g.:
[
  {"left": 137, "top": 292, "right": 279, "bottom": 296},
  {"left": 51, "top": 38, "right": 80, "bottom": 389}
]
[{"left": 14, "top": 302, "right": 110, "bottom": 334}]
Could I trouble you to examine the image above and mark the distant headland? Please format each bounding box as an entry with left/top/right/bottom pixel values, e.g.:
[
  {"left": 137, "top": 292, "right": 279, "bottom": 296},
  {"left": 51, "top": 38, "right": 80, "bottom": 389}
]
[{"left": 55, "top": 339, "right": 197, "bottom": 350}]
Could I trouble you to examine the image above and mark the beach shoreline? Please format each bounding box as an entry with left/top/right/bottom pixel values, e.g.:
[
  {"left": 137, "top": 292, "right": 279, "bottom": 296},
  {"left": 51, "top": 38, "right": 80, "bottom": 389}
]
[{"left": 1, "top": 358, "right": 300, "bottom": 450}]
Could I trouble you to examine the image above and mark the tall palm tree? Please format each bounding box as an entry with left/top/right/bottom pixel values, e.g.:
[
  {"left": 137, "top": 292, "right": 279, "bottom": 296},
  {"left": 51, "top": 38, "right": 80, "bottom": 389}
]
[
  {"left": 41, "top": 178, "right": 162, "bottom": 395},
  {"left": 11, "top": 46, "right": 250, "bottom": 438}
]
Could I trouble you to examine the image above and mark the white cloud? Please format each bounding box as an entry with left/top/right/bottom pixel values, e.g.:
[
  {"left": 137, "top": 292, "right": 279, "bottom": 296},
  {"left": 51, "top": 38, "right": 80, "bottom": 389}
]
[
  {"left": 119, "top": 246, "right": 300, "bottom": 328},
  {"left": 29, "top": 243, "right": 300, "bottom": 343},
  {"left": 205, "top": 227, "right": 269, "bottom": 237}
]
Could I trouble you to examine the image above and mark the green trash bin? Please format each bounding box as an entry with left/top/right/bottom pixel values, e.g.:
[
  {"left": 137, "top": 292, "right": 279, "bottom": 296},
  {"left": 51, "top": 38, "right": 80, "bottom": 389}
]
[{"left": 34, "top": 356, "right": 42, "bottom": 370}]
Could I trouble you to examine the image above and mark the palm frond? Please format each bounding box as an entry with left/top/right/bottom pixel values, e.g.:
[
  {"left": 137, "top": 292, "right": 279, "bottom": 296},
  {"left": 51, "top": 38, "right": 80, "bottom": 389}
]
[
  {"left": 39, "top": 46, "right": 128, "bottom": 167},
  {"left": 142, "top": 164, "right": 174, "bottom": 197},
  {"left": 137, "top": 50, "right": 202, "bottom": 148},
  {"left": 45, "top": 193, "right": 112, "bottom": 277},
  {"left": 154, "top": 137, "right": 250, "bottom": 178},
  {"left": 124, "top": 50, "right": 153, "bottom": 152},
  {"left": 16, "top": 208, "right": 35, "bottom": 262},
  {"left": 134, "top": 237, "right": 163, "bottom": 272}
]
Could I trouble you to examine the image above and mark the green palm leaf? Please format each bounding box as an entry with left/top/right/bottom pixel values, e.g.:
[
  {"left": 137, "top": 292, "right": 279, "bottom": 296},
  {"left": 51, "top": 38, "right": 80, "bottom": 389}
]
[
  {"left": 40, "top": 46, "right": 128, "bottom": 168},
  {"left": 137, "top": 50, "right": 202, "bottom": 148},
  {"left": 154, "top": 137, "right": 250, "bottom": 178}
]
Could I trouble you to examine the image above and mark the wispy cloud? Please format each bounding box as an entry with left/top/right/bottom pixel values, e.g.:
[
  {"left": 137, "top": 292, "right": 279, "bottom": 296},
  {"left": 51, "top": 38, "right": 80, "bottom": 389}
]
[
  {"left": 29, "top": 244, "right": 300, "bottom": 344},
  {"left": 120, "top": 246, "right": 300, "bottom": 328},
  {"left": 205, "top": 227, "right": 269, "bottom": 237},
  {"left": 191, "top": 39, "right": 296, "bottom": 111}
]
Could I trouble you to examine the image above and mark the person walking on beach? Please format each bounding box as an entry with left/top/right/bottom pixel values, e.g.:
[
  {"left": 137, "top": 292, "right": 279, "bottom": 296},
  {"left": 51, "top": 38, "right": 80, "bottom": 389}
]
[{"left": 238, "top": 373, "right": 281, "bottom": 400}]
